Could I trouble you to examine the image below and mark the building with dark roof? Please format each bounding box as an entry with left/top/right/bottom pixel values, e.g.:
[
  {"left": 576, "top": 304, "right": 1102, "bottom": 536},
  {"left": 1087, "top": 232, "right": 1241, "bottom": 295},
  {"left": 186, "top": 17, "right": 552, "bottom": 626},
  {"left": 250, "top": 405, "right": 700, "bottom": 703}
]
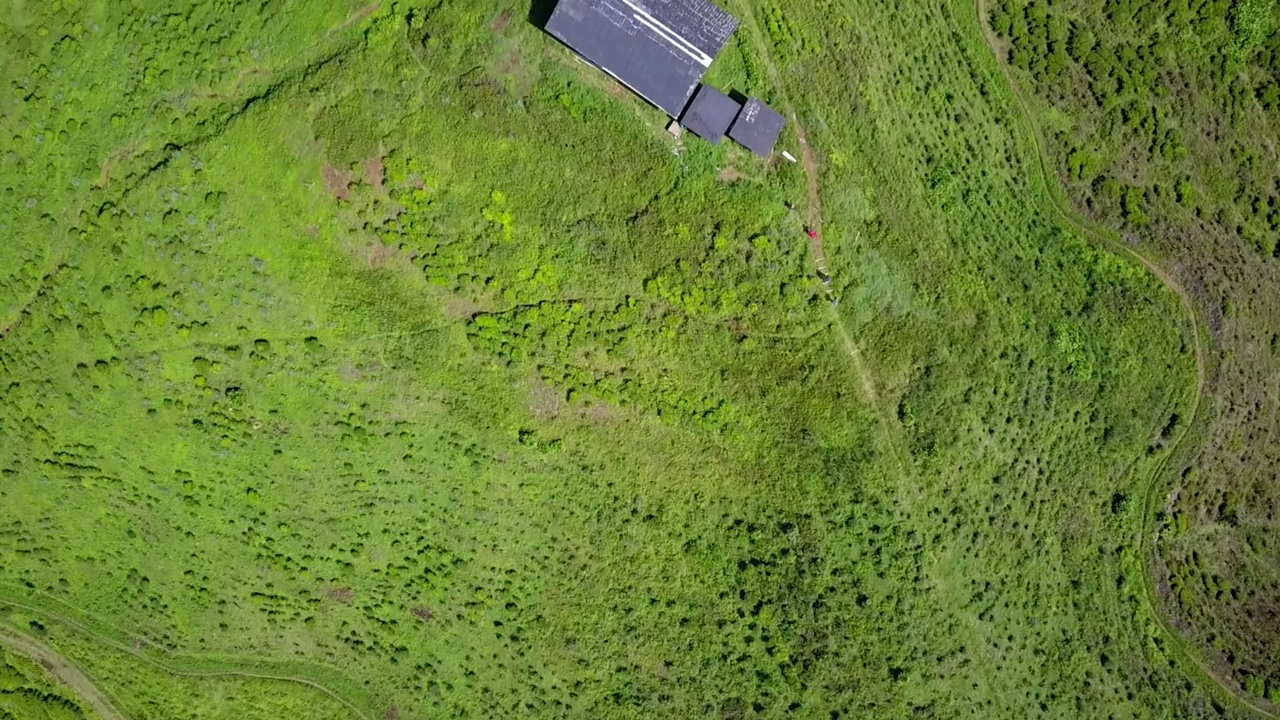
[
  {"left": 543, "top": 0, "right": 738, "bottom": 118},
  {"left": 728, "top": 97, "right": 786, "bottom": 157},
  {"left": 541, "top": 0, "right": 787, "bottom": 157},
  {"left": 678, "top": 84, "right": 740, "bottom": 143}
]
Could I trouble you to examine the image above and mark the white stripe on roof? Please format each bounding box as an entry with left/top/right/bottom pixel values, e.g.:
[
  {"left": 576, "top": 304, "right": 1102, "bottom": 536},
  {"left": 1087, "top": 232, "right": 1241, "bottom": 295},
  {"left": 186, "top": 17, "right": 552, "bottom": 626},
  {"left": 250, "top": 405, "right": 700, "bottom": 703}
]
[{"left": 615, "top": 0, "right": 714, "bottom": 67}]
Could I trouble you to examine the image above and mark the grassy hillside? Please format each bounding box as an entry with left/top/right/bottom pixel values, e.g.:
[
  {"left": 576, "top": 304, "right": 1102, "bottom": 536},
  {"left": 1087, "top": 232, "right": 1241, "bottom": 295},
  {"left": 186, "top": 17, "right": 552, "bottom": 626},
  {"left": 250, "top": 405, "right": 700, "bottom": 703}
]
[
  {"left": 0, "top": 0, "right": 1246, "bottom": 717},
  {"left": 988, "top": 0, "right": 1280, "bottom": 709}
]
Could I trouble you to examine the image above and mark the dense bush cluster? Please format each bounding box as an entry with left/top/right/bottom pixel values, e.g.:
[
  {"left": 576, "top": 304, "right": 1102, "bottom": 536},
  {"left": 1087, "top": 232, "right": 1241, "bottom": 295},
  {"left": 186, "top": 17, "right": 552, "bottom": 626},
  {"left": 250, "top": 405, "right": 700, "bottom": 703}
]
[{"left": 991, "top": 0, "right": 1280, "bottom": 248}]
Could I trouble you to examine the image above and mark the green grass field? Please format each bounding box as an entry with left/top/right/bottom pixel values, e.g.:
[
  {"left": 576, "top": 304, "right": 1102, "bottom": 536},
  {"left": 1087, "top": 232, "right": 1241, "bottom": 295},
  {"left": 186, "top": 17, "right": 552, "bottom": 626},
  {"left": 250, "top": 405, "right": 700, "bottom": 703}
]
[{"left": 0, "top": 0, "right": 1270, "bottom": 717}]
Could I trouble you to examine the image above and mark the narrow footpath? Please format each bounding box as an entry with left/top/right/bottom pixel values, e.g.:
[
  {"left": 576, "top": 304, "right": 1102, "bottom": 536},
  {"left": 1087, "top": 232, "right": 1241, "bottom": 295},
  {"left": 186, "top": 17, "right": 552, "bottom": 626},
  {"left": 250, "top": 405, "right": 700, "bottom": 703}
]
[
  {"left": 737, "top": 2, "right": 1263, "bottom": 716},
  {"left": 729, "top": 1, "right": 885, "bottom": 415},
  {"left": 0, "top": 625, "right": 126, "bottom": 720},
  {"left": 0, "top": 594, "right": 373, "bottom": 719}
]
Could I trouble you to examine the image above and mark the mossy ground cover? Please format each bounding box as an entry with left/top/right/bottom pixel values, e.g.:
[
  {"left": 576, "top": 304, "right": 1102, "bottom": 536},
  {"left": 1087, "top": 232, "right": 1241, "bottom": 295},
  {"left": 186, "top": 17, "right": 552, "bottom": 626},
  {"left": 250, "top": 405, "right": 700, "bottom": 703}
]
[{"left": 0, "top": 0, "right": 1243, "bottom": 717}]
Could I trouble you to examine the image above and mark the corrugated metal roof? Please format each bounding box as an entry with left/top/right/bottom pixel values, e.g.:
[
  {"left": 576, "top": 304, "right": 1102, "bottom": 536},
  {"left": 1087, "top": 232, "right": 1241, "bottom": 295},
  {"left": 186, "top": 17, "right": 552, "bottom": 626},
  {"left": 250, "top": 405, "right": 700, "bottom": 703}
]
[{"left": 545, "top": 0, "right": 737, "bottom": 117}]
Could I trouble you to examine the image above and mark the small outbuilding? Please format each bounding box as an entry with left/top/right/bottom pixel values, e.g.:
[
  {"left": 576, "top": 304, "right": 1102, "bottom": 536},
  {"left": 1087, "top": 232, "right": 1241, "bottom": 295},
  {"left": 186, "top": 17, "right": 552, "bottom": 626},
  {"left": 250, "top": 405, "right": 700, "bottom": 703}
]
[
  {"left": 678, "top": 84, "right": 741, "bottom": 143},
  {"left": 728, "top": 97, "right": 786, "bottom": 157}
]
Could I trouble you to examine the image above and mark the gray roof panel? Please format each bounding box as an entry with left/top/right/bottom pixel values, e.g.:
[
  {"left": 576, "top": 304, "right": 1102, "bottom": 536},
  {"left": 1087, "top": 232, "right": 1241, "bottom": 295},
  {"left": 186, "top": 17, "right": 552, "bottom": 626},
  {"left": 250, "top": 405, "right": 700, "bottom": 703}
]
[
  {"left": 728, "top": 97, "right": 786, "bottom": 157},
  {"left": 678, "top": 84, "right": 742, "bottom": 143},
  {"left": 641, "top": 0, "right": 737, "bottom": 57}
]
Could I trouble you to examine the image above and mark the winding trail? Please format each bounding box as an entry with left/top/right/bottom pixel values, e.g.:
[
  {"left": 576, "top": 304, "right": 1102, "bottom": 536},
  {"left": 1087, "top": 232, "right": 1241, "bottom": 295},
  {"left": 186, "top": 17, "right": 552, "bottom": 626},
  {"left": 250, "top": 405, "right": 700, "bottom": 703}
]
[
  {"left": 0, "top": 596, "right": 372, "bottom": 720},
  {"left": 0, "top": 4, "right": 1252, "bottom": 718},
  {"left": 734, "top": 0, "right": 1264, "bottom": 715},
  {"left": 0, "top": 625, "right": 126, "bottom": 720},
  {"left": 728, "top": 0, "right": 926, "bottom": 493},
  {"left": 1, "top": 12, "right": 396, "bottom": 715},
  {"left": 970, "top": 1, "right": 1276, "bottom": 717}
]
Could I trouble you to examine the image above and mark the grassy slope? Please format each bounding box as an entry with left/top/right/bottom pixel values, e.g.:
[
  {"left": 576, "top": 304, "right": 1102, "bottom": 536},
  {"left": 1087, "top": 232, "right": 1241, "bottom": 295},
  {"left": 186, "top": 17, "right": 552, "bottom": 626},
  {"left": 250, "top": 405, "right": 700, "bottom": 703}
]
[
  {"left": 986, "top": 0, "right": 1280, "bottom": 708},
  {"left": 0, "top": 0, "right": 1240, "bottom": 717}
]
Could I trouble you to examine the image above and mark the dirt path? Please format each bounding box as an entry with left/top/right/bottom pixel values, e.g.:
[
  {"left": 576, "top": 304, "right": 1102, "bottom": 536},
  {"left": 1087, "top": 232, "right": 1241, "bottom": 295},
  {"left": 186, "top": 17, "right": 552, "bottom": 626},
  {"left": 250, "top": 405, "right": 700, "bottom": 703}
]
[
  {"left": 0, "top": 597, "right": 371, "bottom": 720},
  {"left": 967, "top": 2, "right": 1276, "bottom": 717},
  {"left": 968, "top": 0, "right": 1206, "bottom": 409},
  {"left": 736, "top": 0, "right": 1241, "bottom": 712},
  {"left": 330, "top": 2, "right": 380, "bottom": 35},
  {"left": 792, "top": 113, "right": 828, "bottom": 271},
  {"left": 729, "top": 1, "right": 883, "bottom": 414},
  {"left": 0, "top": 10, "right": 381, "bottom": 719},
  {"left": 0, "top": 625, "right": 127, "bottom": 720}
]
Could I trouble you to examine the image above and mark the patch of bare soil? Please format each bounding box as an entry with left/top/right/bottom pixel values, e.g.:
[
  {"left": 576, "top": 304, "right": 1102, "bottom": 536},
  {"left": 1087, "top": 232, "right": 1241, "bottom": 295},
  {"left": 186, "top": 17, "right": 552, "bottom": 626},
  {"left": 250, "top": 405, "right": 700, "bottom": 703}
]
[
  {"left": 441, "top": 293, "right": 482, "bottom": 321},
  {"left": 727, "top": 317, "right": 747, "bottom": 340},
  {"left": 498, "top": 49, "right": 522, "bottom": 79},
  {"left": 322, "top": 165, "right": 351, "bottom": 201},
  {"left": 717, "top": 166, "right": 743, "bottom": 182},
  {"left": 1246, "top": 592, "right": 1280, "bottom": 648},
  {"left": 350, "top": 237, "right": 400, "bottom": 269},
  {"left": 581, "top": 398, "right": 623, "bottom": 425},
  {"left": 527, "top": 376, "right": 564, "bottom": 420},
  {"left": 491, "top": 9, "right": 512, "bottom": 32},
  {"left": 605, "top": 78, "right": 631, "bottom": 100},
  {"left": 339, "top": 361, "right": 381, "bottom": 383},
  {"left": 332, "top": 2, "right": 379, "bottom": 33},
  {"left": 326, "top": 586, "right": 355, "bottom": 604},
  {"left": 93, "top": 141, "right": 144, "bottom": 189},
  {"left": 363, "top": 154, "right": 385, "bottom": 193},
  {"left": 191, "top": 65, "right": 268, "bottom": 101}
]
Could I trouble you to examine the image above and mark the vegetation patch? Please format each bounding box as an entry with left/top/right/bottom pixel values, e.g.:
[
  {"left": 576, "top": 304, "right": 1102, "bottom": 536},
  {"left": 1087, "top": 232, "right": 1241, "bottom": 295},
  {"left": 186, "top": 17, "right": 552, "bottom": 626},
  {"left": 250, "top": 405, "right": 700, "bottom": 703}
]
[
  {"left": 0, "top": 0, "right": 1257, "bottom": 717},
  {"left": 989, "top": 0, "right": 1280, "bottom": 704}
]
